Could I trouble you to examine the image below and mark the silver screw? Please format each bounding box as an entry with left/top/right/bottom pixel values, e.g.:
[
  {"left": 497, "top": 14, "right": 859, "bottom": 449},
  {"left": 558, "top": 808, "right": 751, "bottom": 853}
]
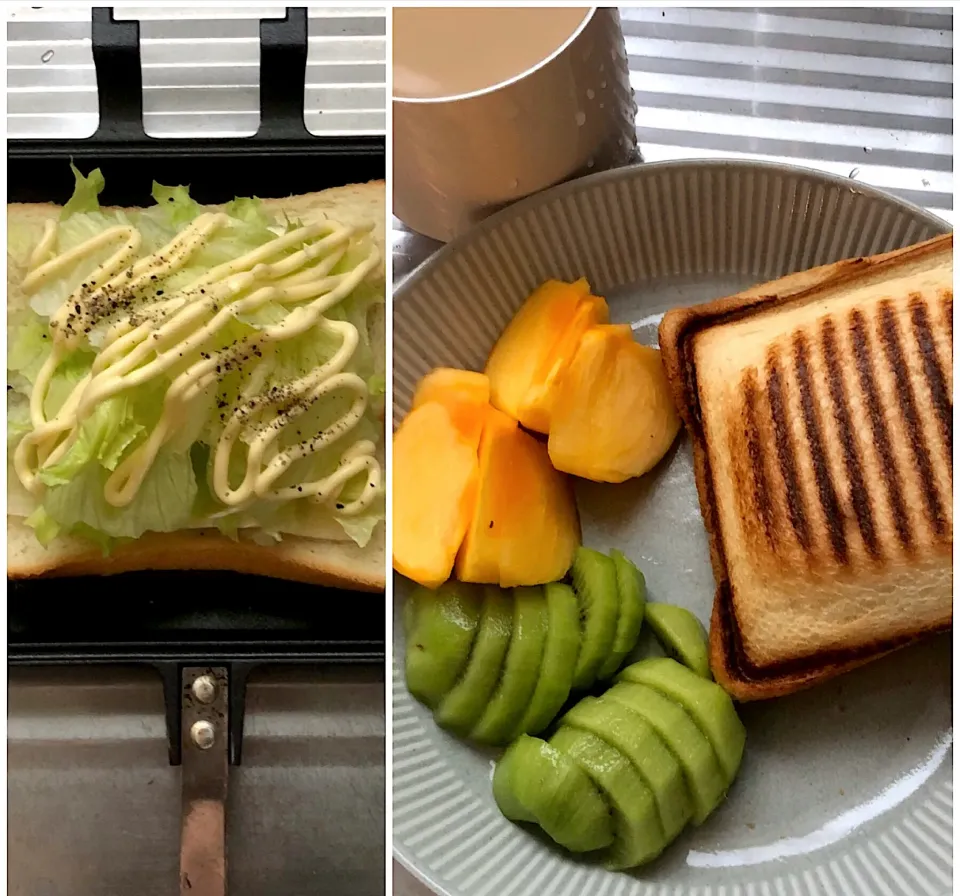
[
  {"left": 191, "top": 720, "right": 216, "bottom": 750},
  {"left": 191, "top": 675, "right": 217, "bottom": 704}
]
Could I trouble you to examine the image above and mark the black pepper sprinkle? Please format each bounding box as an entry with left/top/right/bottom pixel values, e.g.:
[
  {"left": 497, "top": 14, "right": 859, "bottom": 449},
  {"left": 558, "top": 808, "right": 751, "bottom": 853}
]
[
  {"left": 297, "top": 486, "right": 303, "bottom": 492},
  {"left": 156, "top": 290, "right": 164, "bottom": 296},
  {"left": 336, "top": 503, "right": 344, "bottom": 510}
]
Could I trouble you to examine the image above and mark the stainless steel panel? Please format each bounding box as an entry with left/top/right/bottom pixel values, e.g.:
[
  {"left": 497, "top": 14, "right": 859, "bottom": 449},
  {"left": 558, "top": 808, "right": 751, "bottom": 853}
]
[
  {"left": 9, "top": 665, "right": 385, "bottom": 896},
  {"left": 7, "top": 5, "right": 387, "bottom": 138}
]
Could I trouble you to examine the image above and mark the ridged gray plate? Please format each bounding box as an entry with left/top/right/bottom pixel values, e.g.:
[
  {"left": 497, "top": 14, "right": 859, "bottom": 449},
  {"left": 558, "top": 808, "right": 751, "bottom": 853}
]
[{"left": 392, "top": 160, "right": 953, "bottom": 896}]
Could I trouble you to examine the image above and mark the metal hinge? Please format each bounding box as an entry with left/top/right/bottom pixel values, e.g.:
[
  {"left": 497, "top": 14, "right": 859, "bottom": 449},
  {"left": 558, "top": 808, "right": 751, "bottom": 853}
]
[{"left": 180, "top": 667, "right": 229, "bottom": 895}]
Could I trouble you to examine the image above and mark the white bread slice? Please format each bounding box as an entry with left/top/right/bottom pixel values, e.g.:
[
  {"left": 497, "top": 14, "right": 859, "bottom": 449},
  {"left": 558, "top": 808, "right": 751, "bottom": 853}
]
[
  {"left": 659, "top": 233, "right": 953, "bottom": 699},
  {"left": 8, "top": 182, "right": 386, "bottom": 591}
]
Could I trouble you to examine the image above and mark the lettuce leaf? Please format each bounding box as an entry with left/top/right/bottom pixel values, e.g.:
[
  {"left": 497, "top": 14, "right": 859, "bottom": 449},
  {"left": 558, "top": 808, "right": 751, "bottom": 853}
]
[
  {"left": 38, "top": 395, "right": 144, "bottom": 486},
  {"left": 235, "top": 301, "right": 289, "bottom": 328},
  {"left": 57, "top": 209, "right": 131, "bottom": 253},
  {"left": 43, "top": 446, "right": 197, "bottom": 539},
  {"left": 151, "top": 182, "right": 202, "bottom": 228},
  {"left": 28, "top": 206, "right": 182, "bottom": 325},
  {"left": 224, "top": 196, "right": 273, "bottom": 229},
  {"left": 159, "top": 216, "right": 277, "bottom": 293},
  {"left": 329, "top": 468, "right": 384, "bottom": 548},
  {"left": 128, "top": 206, "right": 181, "bottom": 254},
  {"left": 43, "top": 350, "right": 96, "bottom": 419},
  {"left": 327, "top": 280, "right": 384, "bottom": 386},
  {"left": 68, "top": 522, "right": 119, "bottom": 556},
  {"left": 25, "top": 506, "right": 61, "bottom": 547},
  {"left": 336, "top": 511, "right": 382, "bottom": 548},
  {"left": 8, "top": 311, "right": 53, "bottom": 387},
  {"left": 29, "top": 210, "right": 139, "bottom": 318},
  {"left": 61, "top": 163, "right": 105, "bottom": 219},
  {"left": 8, "top": 391, "right": 32, "bottom": 447}
]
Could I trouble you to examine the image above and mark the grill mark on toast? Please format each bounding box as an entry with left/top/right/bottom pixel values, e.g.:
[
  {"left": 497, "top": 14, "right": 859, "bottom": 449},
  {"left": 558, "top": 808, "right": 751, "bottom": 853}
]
[
  {"left": 793, "top": 332, "right": 848, "bottom": 564},
  {"left": 877, "top": 299, "right": 947, "bottom": 537},
  {"left": 943, "top": 288, "right": 953, "bottom": 343},
  {"left": 909, "top": 295, "right": 952, "bottom": 463},
  {"left": 849, "top": 308, "right": 913, "bottom": 551},
  {"left": 765, "top": 359, "right": 810, "bottom": 550},
  {"left": 740, "top": 368, "right": 777, "bottom": 548},
  {"left": 820, "top": 318, "right": 879, "bottom": 558}
]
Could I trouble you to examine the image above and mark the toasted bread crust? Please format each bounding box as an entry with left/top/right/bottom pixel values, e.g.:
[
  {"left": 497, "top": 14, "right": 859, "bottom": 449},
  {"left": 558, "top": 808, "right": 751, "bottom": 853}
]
[
  {"left": 7, "top": 515, "right": 385, "bottom": 591},
  {"left": 8, "top": 184, "right": 386, "bottom": 591},
  {"left": 659, "top": 233, "right": 953, "bottom": 700}
]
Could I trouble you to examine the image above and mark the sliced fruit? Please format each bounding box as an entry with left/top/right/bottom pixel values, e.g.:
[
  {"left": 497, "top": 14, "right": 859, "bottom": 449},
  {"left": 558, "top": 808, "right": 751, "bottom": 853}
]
[
  {"left": 618, "top": 658, "right": 746, "bottom": 783},
  {"left": 550, "top": 725, "right": 666, "bottom": 870},
  {"left": 548, "top": 325, "right": 682, "bottom": 483},
  {"left": 645, "top": 603, "right": 710, "bottom": 679},
  {"left": 605, "top": 682, "right": 727, "bottom": 825},
  {"left": 393, "top": 402, "right": 479, "bottom": 589},
  {"left": 517, "top": 295, "right": 609, "bottom": 433},
  {"left": 513, "top": 582, "right": 581, "bottom": 737},
  {"left": 570, "top": 547, "right": 620, "bottom": 689},
  {"left": 497, "top": 431, "right": 580, "bottom": 587},
  {"left": 411, "top": 368, "right": 490, "bottom": 448},
  {"left": 456, "top": 408, "right": 580, "bottom": 587},
  {"left": 493, "top": 734, "right": 614, "bottom": 852},
  {"left": 596, "top": 549, "right": 647, "bottom": 680},
  {"left": 454, "top": 407, "right": 516, "bottom": 585},
  {"left": 435, "top": 587, "right": 513, "bottom": 736},
  {"left": 404, "top": 582, "right": 483, "bottom": 709},
  {"left": 485, "top": 278, "right": 600, "bottom": 426},
  {"left": 412, "top": 367, "right": 490, "bottom": 410},
  {"left": 470, "top": 587, "right": 549, "bottom": 745},
  {"left": 402, "top": 586, "right": 424, "bottom": 636},
  {"left": 563, "top": 696, "right": 691, "bottom": 841}
]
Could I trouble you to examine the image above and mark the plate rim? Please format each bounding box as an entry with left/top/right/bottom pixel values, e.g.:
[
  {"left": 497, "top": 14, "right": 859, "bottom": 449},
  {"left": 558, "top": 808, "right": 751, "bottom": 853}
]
[{"left": 394, "top": 157, "right": 952, "bottom": 301}]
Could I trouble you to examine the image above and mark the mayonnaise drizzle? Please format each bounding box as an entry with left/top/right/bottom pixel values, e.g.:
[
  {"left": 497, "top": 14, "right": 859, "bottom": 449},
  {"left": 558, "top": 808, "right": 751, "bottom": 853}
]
[{"left": 14, "top": 208, "right": 383, "bottom": 523}]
